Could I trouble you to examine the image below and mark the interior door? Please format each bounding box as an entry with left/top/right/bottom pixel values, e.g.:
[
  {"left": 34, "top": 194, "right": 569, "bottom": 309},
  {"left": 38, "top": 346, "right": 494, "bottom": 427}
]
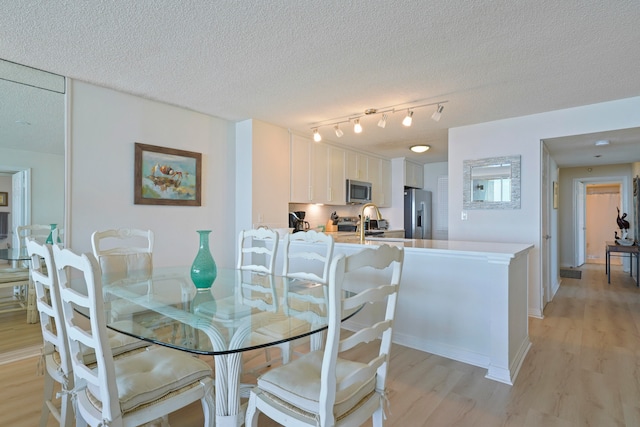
[{"left": 541, "top": 146, "right": 550, "bottom": 304}]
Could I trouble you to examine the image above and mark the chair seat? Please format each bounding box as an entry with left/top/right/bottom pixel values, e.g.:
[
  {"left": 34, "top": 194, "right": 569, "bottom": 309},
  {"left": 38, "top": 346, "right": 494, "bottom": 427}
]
[
  {"left": 257, "top": 350, "right": 375, "bottom": 418},
  {"left": 85, "top": 346, "right": 212, "bottom": 413}
]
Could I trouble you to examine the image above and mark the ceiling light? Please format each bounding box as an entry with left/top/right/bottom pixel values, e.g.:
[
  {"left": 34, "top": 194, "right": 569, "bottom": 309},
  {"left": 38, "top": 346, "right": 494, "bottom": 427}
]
[
  {"left": 377, "top": 113, "right": 387, "bottom": 128},
  {"left": 410, "top": 145, "right": 430, "bottom": 153},
  {"left": 353, "top": 119, "right": 362, "bottom": 134},
  {"left": 334, "top": 125, "right": 344, "bottom": 137},
  {"left": 431, "top": 104, "right": 444, "bottom": 121},
  {"left": 313, "top": 129, "right": 322, "bottom": 142},
  {"left": 594, "top": 139, "right": 610, "bottom": 146},
  {"left": 402, "top": 110, "right": 413, "bottom": 127}
]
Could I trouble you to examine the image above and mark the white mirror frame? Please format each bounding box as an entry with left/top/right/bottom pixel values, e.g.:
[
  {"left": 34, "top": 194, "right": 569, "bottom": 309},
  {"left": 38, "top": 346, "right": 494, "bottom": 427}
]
[{"left": 463, "top": 155, "right": 521, "bottom": 209}]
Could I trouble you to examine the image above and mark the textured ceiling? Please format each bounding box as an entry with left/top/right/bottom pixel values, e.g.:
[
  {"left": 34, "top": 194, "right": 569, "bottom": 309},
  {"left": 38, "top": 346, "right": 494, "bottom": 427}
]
[{"left": 1, "top": 1, "right": 640, "bottom": 165}]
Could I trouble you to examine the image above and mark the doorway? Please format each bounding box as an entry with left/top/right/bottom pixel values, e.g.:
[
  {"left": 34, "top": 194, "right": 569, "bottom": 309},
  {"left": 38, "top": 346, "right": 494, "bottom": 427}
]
[
  {"left": 574, "top": 176, "right": 629, "bottom": 268},
  {"left": 585, "top": 183, "right": 621, "bottom": 265}
]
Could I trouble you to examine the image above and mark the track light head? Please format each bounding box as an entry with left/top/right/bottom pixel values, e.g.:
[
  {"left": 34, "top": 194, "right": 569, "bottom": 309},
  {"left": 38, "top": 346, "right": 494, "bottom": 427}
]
[
  {"left": 353, "top": 119, "right": 362, "bottom": 134},
  {"left": 313, "top": 129, "right": 322, "bottom": 142},
  {"left": 402, "top": 110, "right": 413, "bottom": 127},
  {"left": 377, "top": 113, "right": 387, "bottom": 128},
  {"left": 431, "top": 104, "right": 444, "bottom": 121},
  {"left": 334, "top": 125, "right": 344, "bottom": 137}
]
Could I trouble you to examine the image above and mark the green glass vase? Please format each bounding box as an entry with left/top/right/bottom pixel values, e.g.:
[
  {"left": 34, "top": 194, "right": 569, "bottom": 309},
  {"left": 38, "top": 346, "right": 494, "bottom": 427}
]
[
  {"left": 190, "top": 230, "right": 217, "bottom": 289},
  {"left": 45, "top": 223, "right": 61, "bottom": 244}
]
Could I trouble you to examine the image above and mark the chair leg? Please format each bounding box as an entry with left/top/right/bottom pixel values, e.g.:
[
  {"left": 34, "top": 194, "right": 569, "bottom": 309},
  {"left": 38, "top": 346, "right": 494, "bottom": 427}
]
[
  {"left": 372, "top": 406, "right": 384, "bottom": 427},
  {"left": 245, "top": 392, "right": 259, "bottom": 427},
  {"left": 280, "top": 342, "right": 292, "bottom": 365},
  {"left": 40, "top": 372, "right": 55, "bottom": 427},
  {"left": 200, "top": 378, "right": 216, "bottom": 427},
  {"left": 60, "top": 389, "right": 74, "bottom": 427}
]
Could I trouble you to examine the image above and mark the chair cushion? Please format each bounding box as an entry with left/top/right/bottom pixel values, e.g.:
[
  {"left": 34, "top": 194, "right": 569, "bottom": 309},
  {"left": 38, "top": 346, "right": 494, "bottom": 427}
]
[
  {"left": 257, "top": 350, "right": 375, "bottom": 418},
  {"left": 86, "top": 346, "right": 211, "bottom": 412},
  {"left": 80, "top": 320, "right": 153, "bottom": 364},
  {"left": 100, "top": 253, "right": 152, "bottom": 283}
]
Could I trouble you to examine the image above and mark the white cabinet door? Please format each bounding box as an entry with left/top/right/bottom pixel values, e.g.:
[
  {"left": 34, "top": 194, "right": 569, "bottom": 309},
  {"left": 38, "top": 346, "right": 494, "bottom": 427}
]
[
  {"left": 328, "top": 146, "right": 345, "bottom": 205},
  {"left": 380, "top": 159, "right": 391, "bottom": 207},
  {"left": 345, "top": 151, "right": 368, "bottom": 181},
  {"left": 405, "top": 160, "right": 424, "bottom": 189},
  {"left": 290, "top": 134, "right": 311, "bottom": 202},
  {"left": 311, "top": 142, "right": 329, "bottom": 203},
  {"left": 369, "top": 157, "right": 381, "bottom": 205}
]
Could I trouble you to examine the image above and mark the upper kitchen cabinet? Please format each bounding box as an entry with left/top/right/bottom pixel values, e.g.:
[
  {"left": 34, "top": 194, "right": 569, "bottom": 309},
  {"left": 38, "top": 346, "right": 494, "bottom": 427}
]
[
  {"left": 405, "top": 160, "right": 424, "bottom": 189},
  {"left": 369, "top": 157, "right": 391, "bottom": 207},
  {"left": 345, "top": 151, "right": 368, "bottom": 181},
  {"left": 327, "top": 145, "right": 346, "bottom": 204},
  {"left": 290, "top": 134, "right": 345, "bottom": 205}
]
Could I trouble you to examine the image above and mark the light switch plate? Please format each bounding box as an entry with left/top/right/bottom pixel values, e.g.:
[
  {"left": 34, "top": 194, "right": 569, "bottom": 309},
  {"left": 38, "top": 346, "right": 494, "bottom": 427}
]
[{"left": 461, "top": 211, "right": 468, "bottom": 220}]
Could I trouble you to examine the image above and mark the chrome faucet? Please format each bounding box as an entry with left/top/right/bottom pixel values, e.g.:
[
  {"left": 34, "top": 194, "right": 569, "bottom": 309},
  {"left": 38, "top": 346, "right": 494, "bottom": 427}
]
[{"left": 359, "top": 203, "right": 382, "bottom": 244}]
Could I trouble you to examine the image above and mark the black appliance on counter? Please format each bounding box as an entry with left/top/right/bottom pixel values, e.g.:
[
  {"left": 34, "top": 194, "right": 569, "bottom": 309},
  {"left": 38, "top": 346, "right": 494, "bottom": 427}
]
[{"left": 289, "top": 211, "right": 310, "bottom": 233}]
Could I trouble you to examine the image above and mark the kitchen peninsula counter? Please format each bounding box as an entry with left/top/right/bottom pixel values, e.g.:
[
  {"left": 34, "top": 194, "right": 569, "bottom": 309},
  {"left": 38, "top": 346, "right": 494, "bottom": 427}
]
[{"left": 331, "top": 237, "right": 534, "bottom": 385}]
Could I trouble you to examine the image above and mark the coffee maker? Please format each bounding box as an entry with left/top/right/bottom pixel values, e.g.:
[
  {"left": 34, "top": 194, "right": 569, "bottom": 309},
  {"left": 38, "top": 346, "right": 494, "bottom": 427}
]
[{"left": 289, "top": 211, "right": 310, "bottom": 233}]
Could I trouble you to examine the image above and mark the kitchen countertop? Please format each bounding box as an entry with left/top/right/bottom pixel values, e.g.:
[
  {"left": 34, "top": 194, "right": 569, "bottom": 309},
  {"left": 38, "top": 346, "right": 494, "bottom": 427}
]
[{"left": 344, "top": 237, "right": 533, "bottom": 259}]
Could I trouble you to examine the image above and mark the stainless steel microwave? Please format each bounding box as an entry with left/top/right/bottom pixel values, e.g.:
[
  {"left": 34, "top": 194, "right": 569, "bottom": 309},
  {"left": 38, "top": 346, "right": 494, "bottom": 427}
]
[{"left": 346, "top": 179, "right": 372, "bottom": 204}]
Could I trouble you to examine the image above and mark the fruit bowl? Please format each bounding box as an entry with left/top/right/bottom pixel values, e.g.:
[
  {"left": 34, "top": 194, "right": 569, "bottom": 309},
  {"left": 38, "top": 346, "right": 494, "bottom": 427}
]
[{"left": 616, "top": 239, "right": 635, "bottom": 246}]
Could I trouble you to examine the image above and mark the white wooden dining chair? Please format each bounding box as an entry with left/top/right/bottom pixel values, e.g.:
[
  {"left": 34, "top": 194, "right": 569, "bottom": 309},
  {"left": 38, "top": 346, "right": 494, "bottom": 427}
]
[
  {"left": 91, "top": 228, "right": 155, "bottom": 322},
  {"left": 28, "top": 238, "right": 154, "bottom": 427},
  {"left": 237, "top": 228, "right": 279, "bottom": 274},
  {"left": 91, "top": 228, "right": 154, "bottom": 282},
  {"left": 246, "top": 244, "right": 404, "bottom": 427},
  {"left": 282, "top": 230, "right": 334, "bottom": 284},
  {"left": 52, "top": 245, "right": 215, "bottom": 427},
  {"left": 27, "top": 239, "right": 74, "bottom": 427},
  {"left": 267, "top": 230, "right": 334, "bottom": 364}
]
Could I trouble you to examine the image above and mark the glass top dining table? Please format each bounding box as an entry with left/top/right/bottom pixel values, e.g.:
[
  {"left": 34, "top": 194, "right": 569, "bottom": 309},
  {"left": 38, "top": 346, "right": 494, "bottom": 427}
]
[
  {"left": 0, "top": 248, "right": 30, "bottom": 268},
  {"left": 102, "top": 266, "right": 357, "bottom": 426}
]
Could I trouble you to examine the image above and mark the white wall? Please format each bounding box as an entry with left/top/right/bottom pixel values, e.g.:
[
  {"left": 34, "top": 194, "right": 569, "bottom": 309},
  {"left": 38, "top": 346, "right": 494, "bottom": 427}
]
[
  {"left": 69, "top": 80, "right": 237, "bottom": 268},
  {"left": 449, "top": 96, "right": 640, "bottom": 317}
]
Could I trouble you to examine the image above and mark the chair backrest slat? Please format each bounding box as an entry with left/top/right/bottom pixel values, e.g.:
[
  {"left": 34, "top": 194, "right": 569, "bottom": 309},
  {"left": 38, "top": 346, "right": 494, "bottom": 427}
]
[
  {"left": 282, "top": 230, "right": 334, "bottom": 284},
  {"left": 237, "top": 228, "right": 279, "bottom": 274}
]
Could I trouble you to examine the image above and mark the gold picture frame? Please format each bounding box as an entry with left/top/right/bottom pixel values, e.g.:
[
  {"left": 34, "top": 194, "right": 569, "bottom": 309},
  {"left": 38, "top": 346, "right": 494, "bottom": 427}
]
[
  {"left": 553, "top": 181, "right": 559, "bottom": 209},
  {"left": 0, "top": 192, "right": 7, "bottom": 207},
  {"left": 134, "top": 143, "right": 202, "bottom": 206}
]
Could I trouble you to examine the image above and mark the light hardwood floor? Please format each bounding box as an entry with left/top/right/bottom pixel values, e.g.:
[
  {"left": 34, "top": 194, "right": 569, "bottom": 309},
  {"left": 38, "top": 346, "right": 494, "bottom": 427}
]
[{"left": 2, "top": 263, "right": 639, "bottom": 426}]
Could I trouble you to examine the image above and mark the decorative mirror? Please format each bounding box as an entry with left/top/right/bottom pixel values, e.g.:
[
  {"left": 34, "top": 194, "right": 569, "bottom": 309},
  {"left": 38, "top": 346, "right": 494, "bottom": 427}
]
[{"left": 463, "top": 155, "right": 521, "bottom": 209}]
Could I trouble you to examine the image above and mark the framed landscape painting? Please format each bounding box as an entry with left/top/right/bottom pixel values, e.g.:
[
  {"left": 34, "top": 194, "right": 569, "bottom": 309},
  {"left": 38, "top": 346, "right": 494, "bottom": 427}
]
[
  {"left": 0, "top": 192, "right": 7, "bottom": 207},
  {"left": 134, "top": 143, "right": 202, "bottom": 206}
]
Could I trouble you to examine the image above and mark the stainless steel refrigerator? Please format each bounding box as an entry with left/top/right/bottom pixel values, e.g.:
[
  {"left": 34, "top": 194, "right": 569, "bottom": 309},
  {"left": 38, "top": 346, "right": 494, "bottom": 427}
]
[{"left": 404, "top": 188, "right": 432, "bottom": 239}]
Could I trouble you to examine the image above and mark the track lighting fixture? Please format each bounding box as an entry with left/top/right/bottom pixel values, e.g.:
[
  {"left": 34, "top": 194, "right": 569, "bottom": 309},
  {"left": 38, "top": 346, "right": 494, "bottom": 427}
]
[
  {"left": 410, "top": 145, "right": 430, "bottom": 153},
  {"left": 307, "top": 99, "right": 448, "bottom": 139},
  {"left": 377, "top": 113, "right": 387, "bottom": 128},
  {"left": 353, "top": 119, "right": 362, "bottom": 134},
  {"left": 431, "top": 104, "right": 444, "bottom": 121},
  {"left": 402, "top": 110, "right": 413, "bottom": 127}
]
